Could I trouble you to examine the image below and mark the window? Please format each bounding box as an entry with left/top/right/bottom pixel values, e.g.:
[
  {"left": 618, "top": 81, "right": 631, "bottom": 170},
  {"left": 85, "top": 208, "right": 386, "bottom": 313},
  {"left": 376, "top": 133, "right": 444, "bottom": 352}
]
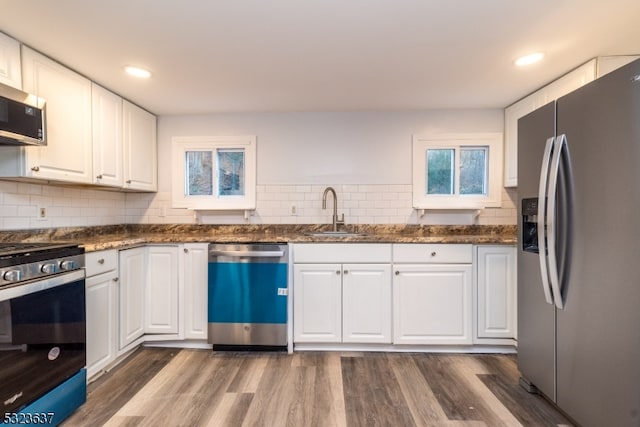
[
  {"left": 412, "top": 133, "right": 502, "bottom": 209},
  {"left": 172, "top": 136, "right": 256, "bottom": 210}
]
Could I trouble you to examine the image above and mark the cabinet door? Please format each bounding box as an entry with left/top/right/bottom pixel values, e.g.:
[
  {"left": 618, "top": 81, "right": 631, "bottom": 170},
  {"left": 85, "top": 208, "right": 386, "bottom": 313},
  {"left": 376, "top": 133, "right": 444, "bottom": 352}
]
[
  {"left": 393, "top": 264, "right": 472, "bottom": 345},
  {"left": 503, "top": 92, "right": 546, "bottom": 187},
  {"left": 476, "top": 246, "right": 517, "bottom": 339},
  {"left": 183, "top": 243, "right": 209, "bottom": 340},
  {"left": 123, "top": 100, "right": 157, "bottom": 191},
  {"left": 21, "top": 47, "right": 93, "bottom": 184},
  {"left": 145, "top": 246, "right": 179, "bottom": 334},
  {"left": 86, "top": 270, "right": 118, "bottom": 378},
  {"left": 541, "top": 59, "right": 596, "bottom": 104},
  {"left": 503, "top": 60, "right": 596, "bottom": 188},
  {"left": 293, "top": 264, "right": 342, "bottom": 343},
  {"left": 119, "top": 247, "right": 145, "bottom": 349},
  {"left": 92, "top": 83, "right": 123, "bottom": 187},
  {"left": 0, "top": 32, "right": 21, "bottom": 89},
  {"left": 342, "top": 264, "right": 392, "bottom": 343}
]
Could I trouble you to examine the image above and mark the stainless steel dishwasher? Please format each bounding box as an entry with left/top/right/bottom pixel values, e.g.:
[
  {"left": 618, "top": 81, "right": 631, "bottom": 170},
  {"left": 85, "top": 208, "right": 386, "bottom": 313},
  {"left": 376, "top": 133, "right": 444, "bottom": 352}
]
[{"left": 207, "top": 243, "right": 288, "bottom": 349}]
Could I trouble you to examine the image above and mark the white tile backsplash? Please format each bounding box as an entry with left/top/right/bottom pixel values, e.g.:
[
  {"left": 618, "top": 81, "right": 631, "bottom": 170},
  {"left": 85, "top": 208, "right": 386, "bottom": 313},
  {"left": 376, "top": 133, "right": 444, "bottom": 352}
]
[{"left": 0, "top": 182, "right": 517, "bottom": 230}]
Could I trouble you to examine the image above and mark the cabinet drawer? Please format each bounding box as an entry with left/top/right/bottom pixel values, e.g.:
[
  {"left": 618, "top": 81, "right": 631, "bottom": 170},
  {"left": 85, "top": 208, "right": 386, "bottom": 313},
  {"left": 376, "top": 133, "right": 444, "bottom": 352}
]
[
  {"left": 85, "top": 250, "right": 118, "bottom": 277},
  {"left": 392, "top": 244, "right": 472, "bottom": 263},
  {"left": 293, "top": 243, "right": 392, "bottom": 263}
]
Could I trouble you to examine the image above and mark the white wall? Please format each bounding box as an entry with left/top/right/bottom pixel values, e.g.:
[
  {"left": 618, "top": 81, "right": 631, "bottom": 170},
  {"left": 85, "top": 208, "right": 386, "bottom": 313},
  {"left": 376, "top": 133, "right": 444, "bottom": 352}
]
[
  {"left": 158, "top": 110, "right": 503, "bottom": 185},
  {"left": 0, "top": 109, "right": 518, "bottom": 230},
  {"left": 149, "top": 109, "right": 516, "bottom": 225}
]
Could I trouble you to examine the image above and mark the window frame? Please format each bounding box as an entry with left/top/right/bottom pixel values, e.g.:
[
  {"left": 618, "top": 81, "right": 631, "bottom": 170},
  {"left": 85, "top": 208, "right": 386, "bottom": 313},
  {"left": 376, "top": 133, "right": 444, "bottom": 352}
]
[
  {"left": 412, "top": 133, "right": 503, "bottom": 210},
  {"left": 171, "top": 135, "right": 256, "bottom": 210}
]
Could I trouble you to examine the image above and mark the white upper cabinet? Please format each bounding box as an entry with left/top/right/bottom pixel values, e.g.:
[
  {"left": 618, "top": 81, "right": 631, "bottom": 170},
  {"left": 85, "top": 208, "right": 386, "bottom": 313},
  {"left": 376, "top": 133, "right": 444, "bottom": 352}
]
[
  {"left": 20, "top": 46, "right": 93, "bottom": 184},
  {"left": 92, "top": 83, "right": 123, "bottom": 187},
  {"left": 504, "top": 56, "right": 640, "bottom": 188},
  {"left": 596, "top": 55, "right": 639, "bottom": 77},
  {"left": 123, "top": 100, "right": 157, "bottom": 192},
  {"left": 0, "top": 32, "right": 21, "bottom": 89},
  {"left": 504, "top": 59, "right": 597, "bottom": 187}
]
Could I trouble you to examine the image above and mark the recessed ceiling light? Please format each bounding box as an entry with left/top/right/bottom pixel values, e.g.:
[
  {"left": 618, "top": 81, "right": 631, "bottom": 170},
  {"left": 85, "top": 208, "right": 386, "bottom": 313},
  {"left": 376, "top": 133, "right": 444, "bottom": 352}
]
[
  {"left": 124, "top": 66, "right": 152, "bottom": 79},
  {"left": 515, "top": 52, "right": 545, "bottom": 67}
]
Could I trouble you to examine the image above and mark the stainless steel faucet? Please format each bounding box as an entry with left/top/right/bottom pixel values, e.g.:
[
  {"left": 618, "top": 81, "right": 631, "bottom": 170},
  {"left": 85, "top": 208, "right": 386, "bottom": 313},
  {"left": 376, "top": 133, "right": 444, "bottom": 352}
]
[{"left": 322, "top": 187, "right": 345, "bottom": 232}]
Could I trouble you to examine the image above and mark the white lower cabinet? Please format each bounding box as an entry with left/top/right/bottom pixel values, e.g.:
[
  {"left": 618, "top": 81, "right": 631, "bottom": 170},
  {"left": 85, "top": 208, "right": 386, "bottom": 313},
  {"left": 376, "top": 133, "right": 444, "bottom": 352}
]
[
  {"left": 145, "top": 246, "right": 179, "bottom": 334},
  {"left": 85, "top": 243, "right": 207, "bottom": 379},
  {"left": 118, "top": 247, "right": 145, "bottom": 350},
  {"left": 342, "top": 264, "right": 392, "bottom": 343},
  {"left": 293, "top": 264, "right": 343, "bottom": 342},
  {"left": 392, "top": 244, "right": 473, "bottom": 345},
  {"left": 292, "top": 244, "right": 392, "bottom": 345},
  {"left": 85, "top": 250, "right": 119, "bottom": 378},
  {"left": 475, "top": 245, "right": 517, "bottom": 341},
  {"left": 183, "top": 243, "right": 209, "bottom": 340}
]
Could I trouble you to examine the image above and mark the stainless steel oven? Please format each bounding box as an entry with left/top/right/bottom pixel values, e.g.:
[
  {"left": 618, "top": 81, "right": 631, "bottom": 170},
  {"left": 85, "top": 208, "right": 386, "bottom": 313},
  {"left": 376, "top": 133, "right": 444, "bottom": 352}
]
[{"left": 0, "top": 243, "right": 85, "bottom": 419}]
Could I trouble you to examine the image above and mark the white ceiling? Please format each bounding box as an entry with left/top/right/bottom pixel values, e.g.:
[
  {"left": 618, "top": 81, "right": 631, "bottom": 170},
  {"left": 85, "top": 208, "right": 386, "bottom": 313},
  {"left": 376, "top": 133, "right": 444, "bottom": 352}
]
[{"left": 2, "top": 0, "right": 640, "bottom": 115}]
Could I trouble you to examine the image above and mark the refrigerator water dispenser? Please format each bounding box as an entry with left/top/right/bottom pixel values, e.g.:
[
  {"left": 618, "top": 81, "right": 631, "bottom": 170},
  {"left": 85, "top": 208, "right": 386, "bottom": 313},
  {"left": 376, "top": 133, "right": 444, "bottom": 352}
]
[{"left": 521, "top": 197, "right": 540, "bottom": 253}]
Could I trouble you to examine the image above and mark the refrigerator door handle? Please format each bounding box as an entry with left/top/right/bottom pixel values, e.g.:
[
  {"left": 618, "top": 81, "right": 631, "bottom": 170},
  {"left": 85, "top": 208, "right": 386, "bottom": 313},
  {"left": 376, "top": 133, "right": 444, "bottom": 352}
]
[
  {"left": 537, "top": 136, "right": 555, "bottom": 305},
  {"left": 546, "top": 134, "right": 567, "bottom": 309}
]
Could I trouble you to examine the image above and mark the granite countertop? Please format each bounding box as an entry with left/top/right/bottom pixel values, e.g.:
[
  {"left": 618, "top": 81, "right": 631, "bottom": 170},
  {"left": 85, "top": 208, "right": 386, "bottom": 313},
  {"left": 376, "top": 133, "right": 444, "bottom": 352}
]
[{"left": 0, "top": 224, "right": 517, "bottom": 252}]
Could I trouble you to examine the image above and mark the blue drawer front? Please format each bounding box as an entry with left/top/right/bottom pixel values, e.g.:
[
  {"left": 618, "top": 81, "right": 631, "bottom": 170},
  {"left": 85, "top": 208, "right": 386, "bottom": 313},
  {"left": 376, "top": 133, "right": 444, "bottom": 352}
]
[
  {"left": 1, "top": 369, "right": 86, "bottom": 427},
  {"left": 208, "top": 262, "right": 287, "bottom": 324}
]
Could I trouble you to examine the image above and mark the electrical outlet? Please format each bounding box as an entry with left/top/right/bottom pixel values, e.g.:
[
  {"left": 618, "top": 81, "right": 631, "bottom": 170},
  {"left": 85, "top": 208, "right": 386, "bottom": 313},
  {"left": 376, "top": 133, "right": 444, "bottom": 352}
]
[
  {"left": 37, "top": 206, "right": 46, "bottom": 220},
  {"left": 290, "top": 205, "right": 298, "bottom": 216}
]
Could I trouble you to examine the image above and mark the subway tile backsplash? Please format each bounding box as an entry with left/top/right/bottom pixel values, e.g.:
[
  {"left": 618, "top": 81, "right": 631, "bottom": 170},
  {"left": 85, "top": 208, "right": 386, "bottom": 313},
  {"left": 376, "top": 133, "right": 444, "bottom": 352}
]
[{"left": 0, "top": 181, "right": 517, "bottom": 230}]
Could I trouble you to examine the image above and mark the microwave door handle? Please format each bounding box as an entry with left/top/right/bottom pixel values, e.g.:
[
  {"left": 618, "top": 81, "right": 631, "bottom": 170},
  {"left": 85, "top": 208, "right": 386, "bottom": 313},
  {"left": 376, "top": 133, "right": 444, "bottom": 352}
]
[
  {"left": 537, "top": 136, "right": 555, "bottom": 305},
  {"left": 546, "top": 134, "right": 567, "bottom": 310}
]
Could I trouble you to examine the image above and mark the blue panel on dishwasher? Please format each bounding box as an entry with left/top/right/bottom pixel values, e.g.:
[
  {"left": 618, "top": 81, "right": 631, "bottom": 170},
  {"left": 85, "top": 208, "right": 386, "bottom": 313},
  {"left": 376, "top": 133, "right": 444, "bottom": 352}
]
[{"left": 208, "top": 262, "right": 288, "bottom": 324}]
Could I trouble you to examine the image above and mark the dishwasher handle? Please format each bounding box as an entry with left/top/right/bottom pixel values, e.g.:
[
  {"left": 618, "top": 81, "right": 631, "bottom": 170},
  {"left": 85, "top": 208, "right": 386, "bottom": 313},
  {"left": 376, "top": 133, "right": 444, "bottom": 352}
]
[{"left": 209, "top": 249, "right": 285, "bottom": 258}]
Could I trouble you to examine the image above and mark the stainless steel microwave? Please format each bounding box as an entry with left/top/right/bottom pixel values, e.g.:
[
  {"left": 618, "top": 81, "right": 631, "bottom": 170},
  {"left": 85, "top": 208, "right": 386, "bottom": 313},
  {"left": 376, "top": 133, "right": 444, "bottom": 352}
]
[{"left": 0, "top": 82, "right": 46, "bottom": 146}]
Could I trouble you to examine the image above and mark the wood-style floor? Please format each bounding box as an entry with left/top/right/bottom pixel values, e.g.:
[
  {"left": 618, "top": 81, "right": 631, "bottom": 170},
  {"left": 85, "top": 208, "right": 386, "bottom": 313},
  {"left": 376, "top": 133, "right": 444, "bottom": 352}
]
[{"left": 62, "top": 348, "right": 573, "bottom": 427}]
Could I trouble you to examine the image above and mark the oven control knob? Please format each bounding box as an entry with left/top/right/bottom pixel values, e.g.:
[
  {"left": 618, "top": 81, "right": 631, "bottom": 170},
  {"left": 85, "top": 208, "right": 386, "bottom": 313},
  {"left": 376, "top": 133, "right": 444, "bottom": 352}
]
[
  {"left": 3, "top": 270, "right": 22, "bottom": 282},
  {"left": 60, "top": 260, "right": 77, "bottom": 271},
  {"left": 41, "top": 263, "right": 58, "bottom": 274}
]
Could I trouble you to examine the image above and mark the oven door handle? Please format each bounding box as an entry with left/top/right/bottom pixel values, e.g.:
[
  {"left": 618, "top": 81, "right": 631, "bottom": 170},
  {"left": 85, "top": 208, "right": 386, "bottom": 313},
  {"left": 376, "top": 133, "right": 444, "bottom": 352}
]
[{"left": 0, "top": 269, "right": 85, "bottom": 301}]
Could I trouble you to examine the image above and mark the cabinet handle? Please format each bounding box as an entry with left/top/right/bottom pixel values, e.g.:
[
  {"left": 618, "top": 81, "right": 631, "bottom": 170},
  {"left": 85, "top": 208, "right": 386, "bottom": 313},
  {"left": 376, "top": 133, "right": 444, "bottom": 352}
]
[
  {"left": 184, "top": 248, "right": 189, "bottom": 253},
  {"left": 431, "top": 251, "right": 437, "bottom": 257},
  {"left": 97, "top": 259, "right": 105, "bottom": 264},
  {"left": 126, "top": 180, "right": 132, "bottom": 184},
  {"left": 96, "top": 174, "right": 103, "bottom": 179},
  {"left": 112, "top": 277, "right": 119, "bottom": 282},
  {"left": 31, "top": 166, "right": 40, "bottom": 172},
  {"left": 335, "top": 270, "right": 341, "bottom": 275},
  {"left": 395, "top": 271, "right": 400, "bottom": 275},
  {"left": 344, "top": 270, "right": 349, "bottom": 275}
]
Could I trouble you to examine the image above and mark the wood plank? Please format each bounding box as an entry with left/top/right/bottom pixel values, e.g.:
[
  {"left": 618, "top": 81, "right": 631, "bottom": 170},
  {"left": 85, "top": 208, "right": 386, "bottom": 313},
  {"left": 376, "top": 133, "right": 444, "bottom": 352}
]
[
  {"left": 411, "top": 354, "right": 512, "bottom": 426},
  {"left": 341, "top": 354, "right": 416, "bottom": 427},
  {"left": 62, "top": 349, "right": 573, "bottom": 427},
  {"left": 387, "top": 352, "right": 449, "bottom": 425},
  {"left": 61, "top": 348, "right": 176, "bottom": 427},
  {"left": 205, "top": 392, "right": 254, "bottom": 427},
  {"left": 474, "top": 355, "right": 573, "bottom": 427}
]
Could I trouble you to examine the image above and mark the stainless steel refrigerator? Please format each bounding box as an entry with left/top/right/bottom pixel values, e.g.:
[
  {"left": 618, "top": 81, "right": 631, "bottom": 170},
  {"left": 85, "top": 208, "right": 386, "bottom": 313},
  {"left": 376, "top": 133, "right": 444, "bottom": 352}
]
[{"left": 518, "top": 58, "right": 640, "bottom": 427}]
